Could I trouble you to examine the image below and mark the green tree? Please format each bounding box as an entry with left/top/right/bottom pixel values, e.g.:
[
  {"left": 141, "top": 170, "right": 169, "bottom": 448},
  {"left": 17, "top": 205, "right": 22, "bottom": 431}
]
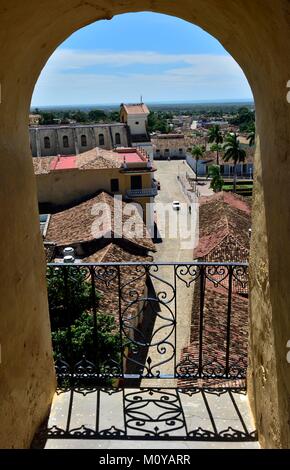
[
  {"left": 40, "top": 112, "right": 57, "bottom": 125},
  {"left": 88, "top": 109, "right": 107, "bottom": 122},
  {"left": 208, "top": 165, "right": 224, "bottom": 192},
  {"left": 191, "top": 145, "right": 204, "bottom": 182},
  {"left": 247, "top": 123, "right": 256, "bottom": 147},
  {"left": 52, "top": 311, "right": 121, "bottom": 370},
  {"left": 47, "top": 266, "right": 92, "bottom": 330},
  {"left": 108, "top": 111, "right": 120, "bottom": 122},
  {"left": 231, "top": 107, "right": 255, "bottom": 132},
  {"left": 72, "top": 110, "right": 89, "bottom": 123},
  {"left": 208, "top": 125, "right": 223, "bottom": 165},
  {"left": 210, "top": 143, "right": 223, "bottom": 156},
  {"left": 47, "top": 266, "right": 122, "bottom": 381},
  {"left": 223, "top": 133, "right": 247, "bottom": 193},
  {"left": 147, "top": 111, "right": 169, "bottom": 133}
]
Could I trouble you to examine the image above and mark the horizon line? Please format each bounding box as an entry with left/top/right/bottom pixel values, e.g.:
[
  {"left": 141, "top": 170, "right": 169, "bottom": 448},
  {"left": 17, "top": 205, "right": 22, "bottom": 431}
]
[{"left": 31, "top": 98, "right": 254, "bottom": 109}]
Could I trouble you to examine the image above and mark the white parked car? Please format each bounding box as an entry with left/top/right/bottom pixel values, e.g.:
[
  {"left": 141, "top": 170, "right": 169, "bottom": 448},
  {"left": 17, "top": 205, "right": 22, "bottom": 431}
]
[{"left": 172, "top": 200, "right": 181, "bottom": 211}]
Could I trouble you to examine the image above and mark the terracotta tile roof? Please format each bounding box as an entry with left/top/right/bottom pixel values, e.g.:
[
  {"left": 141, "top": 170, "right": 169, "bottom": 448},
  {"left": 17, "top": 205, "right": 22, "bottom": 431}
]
[
  {"left": 76, "top": 148, "right": 122, "bottom": 170},
  {"left": 33, "top": 148, "right": 122, "bottom": 175},
  {"left": 194, "top": 193, "right": 251, "bottom": 261},
  {"left": 45, "top": 191, "right": 156, "bottom": 252},
  {"left": 199, "top": 192, "right": 251, "bottom": 214},
  {"left": 83, "top": 243, "right": 152, "bottom": 325},
  {"left": 122, "top": 103, "right": 150, "bottom": 115},
  {"left": 33, "top": 157, "right": 54, "bottom": 175},
  {"left": 178, "top": 282, "right": 248, "bottom": 388}
]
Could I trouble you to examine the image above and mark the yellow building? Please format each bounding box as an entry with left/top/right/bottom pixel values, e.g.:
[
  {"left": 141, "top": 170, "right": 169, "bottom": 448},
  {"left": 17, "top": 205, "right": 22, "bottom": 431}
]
[{"left": 33, "top": 146, "right": 157, "bottom": 229}]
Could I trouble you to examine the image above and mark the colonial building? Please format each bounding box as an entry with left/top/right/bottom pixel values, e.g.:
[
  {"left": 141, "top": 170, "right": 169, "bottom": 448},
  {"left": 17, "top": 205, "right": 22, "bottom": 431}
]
[
  {"left": 30, "top": 102, "right": 153, "bottom": 159},
  {"left": 151, "top": 134, "right": 195, "bottom": 160},
  {"left": 120, "top": 102, "right": 153, "bottom": 159},
  {"left": 30, "top": 122, "right": 129, "bottom": 157},
  {"left": 187, "top": 148, "right": 254, "bottom": 179},
  {"left": 33, "top": 146, "right": 158, "bottom": 230}
]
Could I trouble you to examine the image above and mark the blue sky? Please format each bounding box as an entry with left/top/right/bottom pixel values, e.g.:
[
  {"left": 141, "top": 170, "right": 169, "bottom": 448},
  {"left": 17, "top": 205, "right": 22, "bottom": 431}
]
[{"left": 32, "top": 12, "right": 253, "bottom": 106}]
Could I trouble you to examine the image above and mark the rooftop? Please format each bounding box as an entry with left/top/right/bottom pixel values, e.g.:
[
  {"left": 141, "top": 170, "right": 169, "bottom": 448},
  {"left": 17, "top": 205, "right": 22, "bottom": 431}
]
[
  {"left": 121, "top": 103, "right": 150, "bottom": 115},
  {"left": 44, "top": 191, "right": 156, "bottom": 253},
  {"left": 178, "top": 281, "right": 248, "bottom": 389},
  {"left": 194, "top": 192, "right": 251, "bottom": 262},
  {"left": 33, "top": 147, "right": 152, "bottom": 175},
  {"left": 83, "top": 243, "right": 152, "bottom": 323}
]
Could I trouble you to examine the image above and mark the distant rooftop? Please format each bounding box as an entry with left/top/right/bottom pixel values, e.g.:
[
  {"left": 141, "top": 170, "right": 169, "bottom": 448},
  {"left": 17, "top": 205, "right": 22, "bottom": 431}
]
[{"left": 121, "top": 103, "right": 150, "bottom": 115}]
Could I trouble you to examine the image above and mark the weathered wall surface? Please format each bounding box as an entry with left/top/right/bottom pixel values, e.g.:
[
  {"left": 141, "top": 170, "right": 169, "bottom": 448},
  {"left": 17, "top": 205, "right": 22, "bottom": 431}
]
[
  {"left": 0, "top": 0, "right": 290, "bottom": 448},
  {"left": 36, "top": 168, "right": 153, "bottom": 207},
  {"left": 30, "top": 124, "right": 128, "bottom": 157},
  {"left": 37, "top": 168, "right": 122, "bottom": 206}
]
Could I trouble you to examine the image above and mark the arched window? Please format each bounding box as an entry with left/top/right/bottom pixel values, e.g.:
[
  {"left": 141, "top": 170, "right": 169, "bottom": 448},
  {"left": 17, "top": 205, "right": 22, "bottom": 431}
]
[
  {"left": 44, "top": 136, "right": 50, "bottom": 149},
  {"left": 63, "top": 136, "right": 69, "bottom": 148},
  {"left": 81, "top": 134, "right": 87, "bottom": 147},
  {"left": 115, "top": 133, "right": 121, "bottom": 145},
  {"left": 99, "top": 133, "right": 105, "bottom": 146}
]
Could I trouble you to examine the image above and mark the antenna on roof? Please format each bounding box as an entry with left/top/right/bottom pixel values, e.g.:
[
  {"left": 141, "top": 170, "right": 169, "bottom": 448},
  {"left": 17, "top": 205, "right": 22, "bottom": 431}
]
[{"left": 140, "top": 95, "right": 143, "bottom": 104}]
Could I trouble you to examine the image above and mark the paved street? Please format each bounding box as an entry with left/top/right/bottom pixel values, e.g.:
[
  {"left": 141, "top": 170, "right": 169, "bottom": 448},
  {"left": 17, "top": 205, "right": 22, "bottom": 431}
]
[{"left": 142, "top": 161, "right": 199, "bottom": 386}]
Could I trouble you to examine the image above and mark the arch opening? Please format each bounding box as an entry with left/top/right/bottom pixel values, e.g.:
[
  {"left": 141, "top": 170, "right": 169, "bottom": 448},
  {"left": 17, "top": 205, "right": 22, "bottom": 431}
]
[{"left": 1, "top": 1, "right": 290, "bottom": 450}]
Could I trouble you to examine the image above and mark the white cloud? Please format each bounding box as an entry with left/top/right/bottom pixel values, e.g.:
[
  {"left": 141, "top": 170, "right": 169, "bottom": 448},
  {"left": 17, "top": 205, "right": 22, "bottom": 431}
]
[{"left": 32, "top": 48, "right": 253, "bottom": 105}]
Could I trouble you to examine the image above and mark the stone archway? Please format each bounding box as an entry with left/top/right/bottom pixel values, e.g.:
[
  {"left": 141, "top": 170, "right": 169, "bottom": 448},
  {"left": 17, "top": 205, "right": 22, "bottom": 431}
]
[{"left": 0, "top": 0, "right": 290, "bottom": 449}]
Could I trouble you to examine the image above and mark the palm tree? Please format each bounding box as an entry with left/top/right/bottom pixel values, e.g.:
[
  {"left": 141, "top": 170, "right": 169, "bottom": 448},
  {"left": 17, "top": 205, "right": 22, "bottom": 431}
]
[
  {"left": 208, "top": 125, "right": 223, "bottom": 165},
  {"left": 247, "top": 123, "right": 256, "bottom": 147},
  {"left": 191, "top": 145, "right": 204, "bottom": 182},
  {"left": 223, "top": 133, "right": 247, "bottom": 193}
]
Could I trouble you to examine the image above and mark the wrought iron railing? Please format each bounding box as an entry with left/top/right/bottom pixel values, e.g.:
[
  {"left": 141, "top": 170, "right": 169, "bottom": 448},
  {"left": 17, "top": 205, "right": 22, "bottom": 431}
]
[
  {"left": 126, "top": 187, "right": 158, "bottom": 198},
  {"left": 47, "top": 261, "right": 249, "bottom": 390}
]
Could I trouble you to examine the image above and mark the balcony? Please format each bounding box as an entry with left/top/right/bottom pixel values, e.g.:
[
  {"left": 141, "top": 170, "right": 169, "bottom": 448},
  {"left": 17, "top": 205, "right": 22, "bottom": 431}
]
[
  {"left": 126, "top": 187, "right": 158, "bottom": 198},
  {"left": 33, "top": 261, "right": 258, "bottom": 448}
]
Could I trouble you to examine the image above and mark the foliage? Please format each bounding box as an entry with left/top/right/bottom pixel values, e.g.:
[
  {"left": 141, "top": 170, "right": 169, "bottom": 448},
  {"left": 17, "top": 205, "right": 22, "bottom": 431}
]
[
  {"left": 208, "top": 165, "right": 224, "bottom": 192},
  {"left": 191, "top": 145, "right": 205, "bottom": 182},
  {"left": 36, "top": 108, "right": 119, "bottom": 125},
  {"left": 47, "top": 266, "right": 92, "bottom": 330},
  {"left": 230, "top": 107, "right": 255, "bottom": 132},
  {"left": 210, "top": 143, "right": 223, "bottom": 154},
  {"left": 47, "top": 266, "right": 122, "bottom": 375},
  {"left": 223, "top": 133, "right": 247, "bottom": 165},
  {"left": 147, "top": 111, "right": 170, "bottom": 133},
  {"left": 87, "top": 109, "right": 106, "bottom": 121},
  {"left": 108, "top": 111, "right": 120, "bottom": 122},
  {"left": 51, "top": 312, "right": 121, "bottom": 367},
  {"left": 223, "top": 133, "right": 247, "bottom": 193},
  {"left": 208, "top": 125, "right": 224, "bottom": 165},
  {"left": 247, "top": 122, "right": 256, "bottom": 147}
]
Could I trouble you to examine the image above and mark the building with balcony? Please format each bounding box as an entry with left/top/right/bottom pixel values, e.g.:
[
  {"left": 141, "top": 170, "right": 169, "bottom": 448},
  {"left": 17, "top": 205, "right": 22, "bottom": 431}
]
[{"left": 33, "top": 146, "right": 157, "bottom": 230}]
